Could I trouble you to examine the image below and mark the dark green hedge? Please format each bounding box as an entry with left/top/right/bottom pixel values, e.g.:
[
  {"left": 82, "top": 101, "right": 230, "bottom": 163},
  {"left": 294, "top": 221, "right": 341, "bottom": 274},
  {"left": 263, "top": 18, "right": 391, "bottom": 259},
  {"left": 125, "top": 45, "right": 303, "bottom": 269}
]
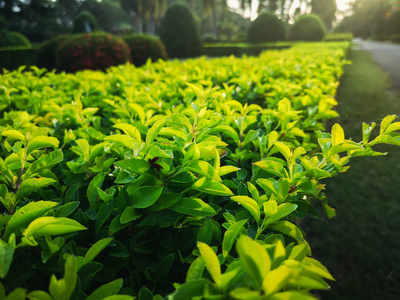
[
  {"left": 0, "top": 47, "right": 37, "bottom": 72},
  {"left": 202, "top": 43, "right": 291, "bottom": 57},
  {"left": 123, "top": 34, "right": 168, "bottom": 67},
  {"left": 248, "top": 13, "right": 286, "bottom": 43}
]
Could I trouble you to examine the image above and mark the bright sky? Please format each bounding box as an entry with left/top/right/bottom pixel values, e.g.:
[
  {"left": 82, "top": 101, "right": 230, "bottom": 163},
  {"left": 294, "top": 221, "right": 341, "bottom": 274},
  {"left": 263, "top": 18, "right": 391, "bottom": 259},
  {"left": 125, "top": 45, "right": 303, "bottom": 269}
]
[{"left": 227, "top": 0, "right": 351, "bottom": 20}]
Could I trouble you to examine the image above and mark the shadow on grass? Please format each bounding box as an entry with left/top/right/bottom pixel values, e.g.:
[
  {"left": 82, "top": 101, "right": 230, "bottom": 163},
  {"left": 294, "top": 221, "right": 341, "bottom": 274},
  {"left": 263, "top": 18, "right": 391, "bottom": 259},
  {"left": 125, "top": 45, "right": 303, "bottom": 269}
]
[{"left": 303, "top": 50, "right": 400, "bottom": 300}]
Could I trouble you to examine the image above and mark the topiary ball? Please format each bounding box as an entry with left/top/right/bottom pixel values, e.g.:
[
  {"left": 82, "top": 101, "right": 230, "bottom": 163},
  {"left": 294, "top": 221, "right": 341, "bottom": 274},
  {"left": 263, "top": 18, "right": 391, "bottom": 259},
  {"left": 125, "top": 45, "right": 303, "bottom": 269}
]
[
  {"left": 0, "top": 31, "right": 31, "bottom": 48},
  {"left": 123, "top": 34, "right": 168, "bottom": 67},
  {"left": 56, "top": 32, "right": 131, "bottom": 73},
  {"left": 248, "top": 13, "right": 286, "bottom": 43},
  {"left": 159, "top": 3, "right": 202, "bottom": 58},
  {"left": 289, "top": 14, "right": 326, "bottom": 41},
  {"left": 72, "top": 10, "right": 100, "bottom": 34},
  {"left": 35, "top": 35, "right": 70, "bottom": 71}
]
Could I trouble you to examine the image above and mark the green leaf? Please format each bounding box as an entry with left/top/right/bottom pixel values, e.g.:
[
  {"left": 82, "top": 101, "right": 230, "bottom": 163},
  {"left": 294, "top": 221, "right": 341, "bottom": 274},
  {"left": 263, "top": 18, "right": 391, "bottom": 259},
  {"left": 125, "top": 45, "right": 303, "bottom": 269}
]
[
  {"left": 362, "top": 122, "right": 375, "bottom": 144},
  {"left": 264, "top": 203, "right": 298, "bottom": 227},
  {"left": 114, "top": 123, "right": 141, "bottom": 140},
  {"left": 1, "top": 130, "right": 25, "bottom": 142},
  {"left": 84, "top": 237, "right": 113, "bottom": 264},
  {"left": 230, "top": 196, "right": 260, "bottom": 224},
  {"left": 15, "top": 178, "right": 57, "bottom": 202},
  {"left": 130, "top": 186, "right": 164, "bottom": 209},
  {"left": 222, "top": 219, "right": 247, "bottom": 257},
  {"left": 5, "top": 287, "right": 26, "bottom": 300},
  {"left": 49, "top": 275, "right": 66, "bottom": 300},
  {"left": 257, "top": 178, "right": 278, "bottom": 195},
  {"left": 236, "top": 235, "right": 271, "bottom": 289},
  {"left": 27, "top": 136, "right": 59, "bottom": 155},
  {"left": 120, "top": 206, "right": 141, "bottom": 224},
  {"left": 253, "top": 160, "right": 288, "bottom": 178},
  {"left": 104, "top": 135, "right": 136, "bottom": 149},
  {"left": 24, "top": 217, "right": 86, "bottom": 238},
  {"left": 54, "top": 201, "right": 80, "bottom": 218},
  {"left": 274, "top": 142, "right": 291, "bottom": 162},
  {"left": 230, "top": 287, "right": 261, "bottom": 299},
  {"left": 147, "top": 192, "right": 182, "bottom": 212},
  {"left": 269, "top": 291, "right": 317, "bottom": 300},
  {"left": 197, "top": 242, "right": 221, "bottom": 285},
  {"left": 0, "top": 234, "right": 16, "bottom": 279},
  {"left": 87, "top": 173, "right": 105, "bottom": 209},
  {"left": 115, "top": 158, "right": 150, "bottom": 174},
  {"left": 146, "top": 116, "right": 171, "bottom": 146},
  {"left": 27, "top": 291, "right": 53, "bottom": 300},
  {"left": 4, "top": 201, "right": 58, "bottom": 240},
  {"left": 193, "top": 177, "right": 233, "bottom": 196},
  {"left": 385, "top": 122, "right": 400, "bottom": 134},
  {"left": 24, "top": 150, "right": 64, "bottom": 179},
  {"left": 170, "top": 197, "right": 216, "bottom": 217},
  {"left": 262, "top": 266, "right": 293, "bottom": 295},
  {"left": 218, "top": 166, "right": 240, "bottom": 177},
  {"left": 380, "top": 115, "right": 396, "bottom": 134},
  {"left": 288, "top": 275, "right": 330, "bottom": 290},
  {"left": 331, "top": 123, "right": 344, "bottom": 146},
  {"left": 270, "top": 221, "right": 307, "bottom": 246},
  {"left": 173, "top": 278, "right": 209, "bottom": 300},
  {"left": 86, "top": 278, "right": 123, "bottom": 300},
  {"left": 184, "top": 160, "right": 221, "bottom": 181},
  {"left": 64, "top": 255, "right": 78, "bottom": 300},
  {"left": 186, "top": 256, "right": 206, "bottom": 281}
]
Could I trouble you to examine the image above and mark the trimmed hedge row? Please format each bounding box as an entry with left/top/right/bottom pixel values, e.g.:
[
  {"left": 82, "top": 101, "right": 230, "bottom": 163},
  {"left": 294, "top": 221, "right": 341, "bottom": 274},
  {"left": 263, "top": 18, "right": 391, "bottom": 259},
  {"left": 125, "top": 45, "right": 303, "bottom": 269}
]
[
  {"left": 1, "top": 32, "right": 169, "bottom": 72},
  {"left": 0, "top": 47, "right": 37, "bottom": 71},
  {"left": 202, "top": 43, "right": 292, "bottom": 57}
]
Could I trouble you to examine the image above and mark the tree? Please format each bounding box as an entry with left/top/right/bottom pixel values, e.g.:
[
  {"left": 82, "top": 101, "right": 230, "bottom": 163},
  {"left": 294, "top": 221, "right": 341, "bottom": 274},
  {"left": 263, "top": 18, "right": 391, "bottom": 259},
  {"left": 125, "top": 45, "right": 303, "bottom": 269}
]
[
  {"left": 121, "top": 0, "right": 144, "bottom": 33},
  {"left": 311, "top": 0, "right": 337, "bottom": 30}
]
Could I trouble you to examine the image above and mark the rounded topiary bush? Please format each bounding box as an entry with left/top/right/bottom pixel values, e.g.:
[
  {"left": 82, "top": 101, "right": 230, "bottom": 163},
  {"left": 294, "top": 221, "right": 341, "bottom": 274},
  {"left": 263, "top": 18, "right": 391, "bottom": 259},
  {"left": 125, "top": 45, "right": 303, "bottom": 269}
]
[
  {"left": 56, "top": 32, "right": 131, "bottom": 73},
  {"left": 35, "top": 35, "right": 70, "bottom": 70},
  {"left": 0, "top": 31, "right": 31, "bottom": 48},
  {"left": 289, "top": 14, "right": 326, "bottom": 41},
  {"left": 123, "top": 34, "right": 168, "bottom": 67},
  {"left": 248, "top": 13, "right": 286, "bottom": 43},
  {"left": 72, "top": 10, "right": 100, "bottom": 34},
  {"left": 159, "top": 3, "right": 202, "bottom": 58}
]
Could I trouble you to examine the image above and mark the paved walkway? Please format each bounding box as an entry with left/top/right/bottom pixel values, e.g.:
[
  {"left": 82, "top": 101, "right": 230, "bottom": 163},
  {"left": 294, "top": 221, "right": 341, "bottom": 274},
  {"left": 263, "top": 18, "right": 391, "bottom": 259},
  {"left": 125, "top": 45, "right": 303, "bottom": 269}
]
[{"left": 355, "top": 39, "right": 400, "bottom": 89}]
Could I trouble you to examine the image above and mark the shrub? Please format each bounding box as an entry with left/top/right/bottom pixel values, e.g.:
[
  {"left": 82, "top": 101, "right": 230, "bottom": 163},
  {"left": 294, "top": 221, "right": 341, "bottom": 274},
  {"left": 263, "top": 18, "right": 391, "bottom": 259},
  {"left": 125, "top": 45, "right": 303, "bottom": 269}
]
[
  {"left": 35, "top": 35, "right": 70, "bottom": 71},
  {"left": 56, "top": 32, "right": 131, "bottom": 73},
  {"left": 289, "top": 14, "right": 326, "bottom": 41},
  {"left": 323, "top": 33, "right": 353, "bottom": 42},
  {"left": 72, "top": 10, "right": 100, "bottom": 34},
  {"left": 0, "top": 47, "right": 36, "bottom": 71},
  {"left": 247, "top": 13, "right": 286, "bottom": 43},
  {"left": 0, "top": 31, "right": 31, "bottom": 48},
  {"left": 123, "top": 34, "right": 168, "bottom": 67},
  {"left": 159, "top": 3, "right": 202, "bottom": 58}
]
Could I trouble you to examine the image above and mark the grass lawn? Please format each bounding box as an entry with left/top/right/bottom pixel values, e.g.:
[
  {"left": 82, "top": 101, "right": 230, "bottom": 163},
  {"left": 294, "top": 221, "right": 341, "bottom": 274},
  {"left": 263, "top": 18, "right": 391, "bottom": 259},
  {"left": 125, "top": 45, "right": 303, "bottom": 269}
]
[{"left": 303, "top": 49, "right": 400, "bottom": 300}]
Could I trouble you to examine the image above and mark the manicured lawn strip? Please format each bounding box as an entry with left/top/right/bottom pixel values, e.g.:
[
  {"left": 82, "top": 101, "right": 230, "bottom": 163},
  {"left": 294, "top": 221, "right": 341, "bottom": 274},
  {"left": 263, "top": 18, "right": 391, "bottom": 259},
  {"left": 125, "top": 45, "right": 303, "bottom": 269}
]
[{"left": 304, "top": 50, "right": 400, "bottom": 300}]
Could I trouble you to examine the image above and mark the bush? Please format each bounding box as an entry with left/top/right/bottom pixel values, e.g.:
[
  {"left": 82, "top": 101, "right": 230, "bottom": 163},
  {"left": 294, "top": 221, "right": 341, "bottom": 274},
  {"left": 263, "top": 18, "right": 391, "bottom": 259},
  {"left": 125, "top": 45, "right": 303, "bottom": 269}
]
[
  {"left": 123, "top": 34, "right": 168, "bottom": 67},
  {"left": 72, "top": 10, "right": 100, "bottom": 34},
  {"left": 289, "top": 14, "right": 326, "bottom": 41},
  {"left": 390, "top": 34, "right": 400, "bottom": 44},
  {"left": 247, "top": 13, "right": 286, "bottom": 43},
  {"left": 56, "top": 32, "right": 131, "bottom": 73},
  {"left": 160, "top": 3, "right": 202, "bottom": 58},
  {"left": 35, "top": 35, "right": 70, "bottom": 71},
  {"left": 0, "top": 47, "right": 36, "bottom": 71},
  {"left": 323, "top": 33, "right": 353, "bottom": 42},
  {"left": 0, "top": 31, "right": 31, "bottom": 48}
]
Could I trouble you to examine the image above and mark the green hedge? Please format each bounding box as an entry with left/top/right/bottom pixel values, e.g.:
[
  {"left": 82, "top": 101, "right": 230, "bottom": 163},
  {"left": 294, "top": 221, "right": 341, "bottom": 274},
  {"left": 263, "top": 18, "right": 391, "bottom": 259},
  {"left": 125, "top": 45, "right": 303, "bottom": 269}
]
[
  {"left": 323, "top": 33, "right": 353, "bottom": 42},
  {"left": 202, "top": 42, "right": 292, "bottom": 57},
  {"left": 0, "top": 47, "right": 37, "bottom": 72}
]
